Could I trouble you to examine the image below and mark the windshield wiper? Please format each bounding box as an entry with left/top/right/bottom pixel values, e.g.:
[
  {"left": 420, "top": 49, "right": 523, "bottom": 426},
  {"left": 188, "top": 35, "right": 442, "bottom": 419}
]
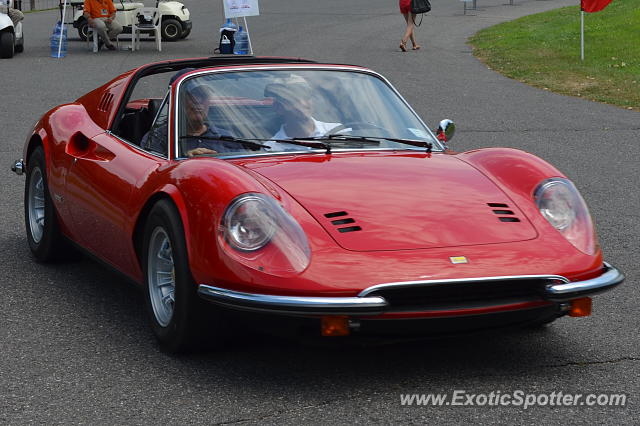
[
  {"left": 179, "top": 135, "right": 269, "bottom": 150},
  {"left": 267, "top": 138, "right": 331, "bottom": 151},
  {"left": 299, "top": 134, "right": 433, "bottom": 153}
]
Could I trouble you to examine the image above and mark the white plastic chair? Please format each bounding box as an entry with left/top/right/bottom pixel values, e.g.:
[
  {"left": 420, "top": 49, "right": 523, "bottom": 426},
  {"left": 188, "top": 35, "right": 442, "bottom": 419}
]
[
  {"left": 86, "top": 26, "right": 121, "bottom": 53},
  {"left": 131, "top": 7, "right": 161, "bottom": 51}
]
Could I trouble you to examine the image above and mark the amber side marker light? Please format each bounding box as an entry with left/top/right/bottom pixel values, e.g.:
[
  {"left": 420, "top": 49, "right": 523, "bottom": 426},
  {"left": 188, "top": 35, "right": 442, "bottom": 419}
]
[
  {"left": 321, "top": 316, "right": 350, "bottom": 336},
  {"left": 569, "top": 297, "right": 592, "bottom": 317}
]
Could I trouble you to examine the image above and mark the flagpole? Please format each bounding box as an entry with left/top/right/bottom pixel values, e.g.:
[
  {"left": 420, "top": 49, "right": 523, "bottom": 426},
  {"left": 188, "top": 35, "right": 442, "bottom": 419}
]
[{"left": 580, "top": 10, "right": 584, "bottom": 61}]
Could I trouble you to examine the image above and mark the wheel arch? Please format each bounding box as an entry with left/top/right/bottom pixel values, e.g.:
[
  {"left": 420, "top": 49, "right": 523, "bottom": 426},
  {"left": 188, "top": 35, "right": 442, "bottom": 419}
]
[
  {"left": 132, "top": 186, "right": 193, "bottom": 270},
  {"left": 26, "top": 134, "right": 44, "bottom": 163},
  {"left": 161, "top": 15, "right": 184, "bottom": 24}
]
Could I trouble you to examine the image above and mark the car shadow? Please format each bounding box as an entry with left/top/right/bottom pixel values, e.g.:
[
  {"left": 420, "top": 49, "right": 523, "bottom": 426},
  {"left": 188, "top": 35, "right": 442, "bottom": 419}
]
[{"left": 6, "top": 232, "right": 579, "bottom": 392}]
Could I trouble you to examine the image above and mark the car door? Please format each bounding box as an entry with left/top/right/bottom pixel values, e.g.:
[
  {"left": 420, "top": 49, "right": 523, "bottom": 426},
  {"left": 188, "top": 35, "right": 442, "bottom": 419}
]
[{"left": 63, "top": 131, "right": 164, "bottom": 275}]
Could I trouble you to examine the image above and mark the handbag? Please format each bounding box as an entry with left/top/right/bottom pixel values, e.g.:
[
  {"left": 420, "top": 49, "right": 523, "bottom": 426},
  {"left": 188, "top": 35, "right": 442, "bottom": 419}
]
[{"left": 411, "top": 0, "right": 431, "bottom": 14}]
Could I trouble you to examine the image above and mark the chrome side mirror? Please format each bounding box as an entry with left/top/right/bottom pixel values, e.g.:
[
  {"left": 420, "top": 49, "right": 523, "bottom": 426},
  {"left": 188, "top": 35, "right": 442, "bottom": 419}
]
[{"left": 435, "top": 119, "right": 455, "bottom": 146}]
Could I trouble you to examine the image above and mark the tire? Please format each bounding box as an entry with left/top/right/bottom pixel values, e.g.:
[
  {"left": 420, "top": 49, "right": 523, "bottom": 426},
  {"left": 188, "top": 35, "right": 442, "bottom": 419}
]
[
  {"left": 0, "top": 32, "right": 15, "bottom": 59},
  {"left": 25, "top": 146, "right": 66, "bottom": 261},
  {"left": 180, "top": 26, "right": 191, "bottom": 39},
  {"left": 77, "top": 21, "right": 89, "bottom": 41},
  {"left": 142, "top": 199, "right": 209, "bottom": 353},
  {"left": 161, "top": 18, "right": 182, "bottom": 42}
]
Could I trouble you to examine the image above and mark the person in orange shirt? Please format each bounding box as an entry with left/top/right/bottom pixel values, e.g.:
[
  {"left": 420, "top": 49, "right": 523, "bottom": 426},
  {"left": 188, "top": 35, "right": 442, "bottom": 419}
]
[{"left": 83, "top": 0, "right": 122, "bottom": 50}]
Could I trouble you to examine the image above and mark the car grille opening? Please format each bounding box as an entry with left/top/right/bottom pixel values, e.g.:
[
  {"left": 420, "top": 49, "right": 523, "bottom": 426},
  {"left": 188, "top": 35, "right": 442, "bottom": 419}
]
[{"left": 368, "top": 278, "right": 562, "bottom": 311}]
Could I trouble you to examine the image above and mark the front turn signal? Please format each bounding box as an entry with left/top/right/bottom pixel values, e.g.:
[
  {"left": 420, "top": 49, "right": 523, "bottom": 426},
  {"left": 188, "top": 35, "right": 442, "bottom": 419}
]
[
  {"left": 569, "top": 297, "right": 592, "bottom": 317},
  {"left": 321, "top": 316, "right": 350, "bottom": 336}
]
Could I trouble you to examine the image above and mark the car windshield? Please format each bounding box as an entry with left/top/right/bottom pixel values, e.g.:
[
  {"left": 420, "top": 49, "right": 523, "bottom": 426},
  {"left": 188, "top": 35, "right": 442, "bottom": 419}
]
[{"left": 175, "top": 68, "right": 439, "bottom": 158}]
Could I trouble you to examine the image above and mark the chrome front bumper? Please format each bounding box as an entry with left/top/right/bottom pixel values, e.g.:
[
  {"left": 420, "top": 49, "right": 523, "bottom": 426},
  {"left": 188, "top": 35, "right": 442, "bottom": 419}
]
[{"left": 197, "top": 263, "right": 624, "bottom": 316}]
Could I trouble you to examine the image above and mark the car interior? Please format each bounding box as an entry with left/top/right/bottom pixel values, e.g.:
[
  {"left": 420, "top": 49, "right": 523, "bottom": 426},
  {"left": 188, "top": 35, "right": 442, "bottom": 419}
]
[{"left": 116, "top": 98, "right": 164, "bottom": 146}]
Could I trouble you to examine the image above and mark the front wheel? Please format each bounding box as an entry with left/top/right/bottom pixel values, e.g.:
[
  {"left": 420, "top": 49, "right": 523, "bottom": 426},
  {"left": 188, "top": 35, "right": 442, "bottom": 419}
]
[
  {"left": 142, "top": 199, "right": 212, "bottom": 353},
  {"left": 25, "top": 146, "right": 66, "bottom": 261},
  {"left": 180, "top": 26, "right": 191, "bottom": 39},
  {"left": 0, "top": 32, "right": 15, "bottom": 58},
  {"left": 161, "top": 18, "right": 182, "bottom": 41}
]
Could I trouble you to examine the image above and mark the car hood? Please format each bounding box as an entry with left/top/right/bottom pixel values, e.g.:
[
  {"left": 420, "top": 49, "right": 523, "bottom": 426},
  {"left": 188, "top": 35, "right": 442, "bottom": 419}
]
[{"left": 237, "top": 153, "right": 538, "bottom": 251}]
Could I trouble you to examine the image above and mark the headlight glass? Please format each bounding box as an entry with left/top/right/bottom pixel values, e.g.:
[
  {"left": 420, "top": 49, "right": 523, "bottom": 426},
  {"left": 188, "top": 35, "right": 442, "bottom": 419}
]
[
  {"left": 224, "top": 196, "right": 276, "bottom": 251},
  {"left": 219, "top": 193, "right": 311, "bottom": 276},
  {"left": 534, "top": 178, "right": 597, "bottom": 255}
]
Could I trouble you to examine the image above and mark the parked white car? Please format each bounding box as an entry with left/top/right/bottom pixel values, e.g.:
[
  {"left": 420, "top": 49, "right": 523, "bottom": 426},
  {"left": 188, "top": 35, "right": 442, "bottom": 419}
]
[
  {"left": 72, "top": 0, "right": 191, "bottom": 42},
  {"left": 0, "top": 0, "right": 23, "bottom": 58}
]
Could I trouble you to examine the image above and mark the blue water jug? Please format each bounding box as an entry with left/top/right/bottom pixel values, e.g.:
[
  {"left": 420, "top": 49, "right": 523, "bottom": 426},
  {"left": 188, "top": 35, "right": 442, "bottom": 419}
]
[
  {"left": 224, "top": 18, "right": 237, "bottom": 31},
  {"left": 50, "top": 21, "right": 68, "bottom": 58},
  {"left": 233, "top": 26, "right": 249, "bottom": 55}
]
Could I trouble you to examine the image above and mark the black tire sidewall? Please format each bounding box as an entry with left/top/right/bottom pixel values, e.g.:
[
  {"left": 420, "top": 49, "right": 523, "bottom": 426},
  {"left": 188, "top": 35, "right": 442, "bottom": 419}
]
[
  {"left": 25, "top": 146, "right": 61, "bottom": 261},
  {"left": 78, "top": 22, "right": 88, "bottom": 41},
  {"left": 161, "top": 18, "right": 182, "bottom": 41},
  {"left": 142, "top": 199, "right": 199, "bottom": 353},
  {"left": 0, "top": 32, "right": 15, "bottom": 58}
]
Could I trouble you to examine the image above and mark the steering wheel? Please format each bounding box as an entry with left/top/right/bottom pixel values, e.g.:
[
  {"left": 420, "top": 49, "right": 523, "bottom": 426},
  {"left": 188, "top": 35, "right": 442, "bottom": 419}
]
[{"left": 324, "top": 121, "right": 391, "bottom": 136}]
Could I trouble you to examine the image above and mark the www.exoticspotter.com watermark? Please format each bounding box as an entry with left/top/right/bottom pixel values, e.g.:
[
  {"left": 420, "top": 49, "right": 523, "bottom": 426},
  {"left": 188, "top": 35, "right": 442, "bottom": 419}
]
[{"left": 400, "top": 391, "right": 627, "bottom": 409}]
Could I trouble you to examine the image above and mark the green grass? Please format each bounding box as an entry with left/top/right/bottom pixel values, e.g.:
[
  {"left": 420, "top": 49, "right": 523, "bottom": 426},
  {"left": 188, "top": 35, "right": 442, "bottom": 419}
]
[{"left": 468, "top": 0, "right": 640, "bottom": 110}]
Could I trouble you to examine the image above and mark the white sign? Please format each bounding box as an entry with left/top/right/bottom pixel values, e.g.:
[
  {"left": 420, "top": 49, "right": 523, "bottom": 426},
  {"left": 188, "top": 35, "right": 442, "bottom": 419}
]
[{"left": 223, "top": 0, "right": 260, "bottom": 18}]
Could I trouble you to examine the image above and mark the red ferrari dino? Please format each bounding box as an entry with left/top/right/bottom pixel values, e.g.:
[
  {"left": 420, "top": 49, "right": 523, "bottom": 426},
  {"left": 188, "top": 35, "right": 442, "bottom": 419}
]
[{"left": 12, "top": 57, "right": 623, "bottom": 352}]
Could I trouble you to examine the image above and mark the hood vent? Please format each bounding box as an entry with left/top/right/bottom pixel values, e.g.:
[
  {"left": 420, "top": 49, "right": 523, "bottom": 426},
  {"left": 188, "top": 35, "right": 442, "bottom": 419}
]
[
  {"left": 324, "top": 211, "right": 362, "bottom": 233},
  {"left": 488, "top": 203, "right": 521, "bottom": 223}
]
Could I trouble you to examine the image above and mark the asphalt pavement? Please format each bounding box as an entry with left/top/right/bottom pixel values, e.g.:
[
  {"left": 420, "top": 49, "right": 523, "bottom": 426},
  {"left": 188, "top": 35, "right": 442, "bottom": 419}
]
[{"left": 1, "top": 0, "right": 638, "bottom": 424}]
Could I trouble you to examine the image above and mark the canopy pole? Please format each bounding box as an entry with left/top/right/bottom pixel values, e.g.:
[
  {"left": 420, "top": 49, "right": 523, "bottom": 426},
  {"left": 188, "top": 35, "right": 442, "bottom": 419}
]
[
  {"left": 242, "top": 16, "right": 253, "bottom": 55},
  {"left": 580, "top": 10, "right": 584, "bottom": 61},
  {"left": 57, "top": 0, "right": 67, "bottom": 57}
]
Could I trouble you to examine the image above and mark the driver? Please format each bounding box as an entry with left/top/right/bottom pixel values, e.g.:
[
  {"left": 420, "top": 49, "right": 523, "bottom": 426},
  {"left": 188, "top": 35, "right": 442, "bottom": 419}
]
[
  {"left": 264, "top": 81, "right": 342, "bottom": 150},
  {"left": 142, "top": 82, "right": 238, "bottom": 157}
]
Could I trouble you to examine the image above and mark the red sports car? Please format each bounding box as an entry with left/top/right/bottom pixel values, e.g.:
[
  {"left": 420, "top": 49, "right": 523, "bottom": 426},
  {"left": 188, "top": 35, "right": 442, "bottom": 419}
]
[{"left": 12, "top": 57, "right": 623, "bottom": 352}]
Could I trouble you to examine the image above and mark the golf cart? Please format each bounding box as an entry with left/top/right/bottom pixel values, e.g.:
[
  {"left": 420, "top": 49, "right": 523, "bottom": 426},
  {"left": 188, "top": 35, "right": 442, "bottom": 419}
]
[
  {"left": 72, "top": 0, "right": 191, "bottom": 42},
  {"left": 0, "top": 0, "right": 24, "bottom": 58}
]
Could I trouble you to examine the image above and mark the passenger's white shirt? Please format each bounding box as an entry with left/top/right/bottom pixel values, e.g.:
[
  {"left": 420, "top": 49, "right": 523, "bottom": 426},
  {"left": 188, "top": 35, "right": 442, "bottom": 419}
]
[{"left": 266, "top": 118, "right": 341, "bottom": 151}]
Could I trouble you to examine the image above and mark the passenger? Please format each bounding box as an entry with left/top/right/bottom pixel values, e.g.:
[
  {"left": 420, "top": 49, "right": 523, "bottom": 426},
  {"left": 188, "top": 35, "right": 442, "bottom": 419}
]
[{"left": 264, "top": 82, "right": 341, "bottom": 150}]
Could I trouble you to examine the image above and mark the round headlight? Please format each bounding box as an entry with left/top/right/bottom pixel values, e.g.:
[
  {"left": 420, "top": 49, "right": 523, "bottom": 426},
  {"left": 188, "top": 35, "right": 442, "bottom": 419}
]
[
  {"left": 219, "top": 193, "right": 312, "bottom": 276},
  {"left": 536, "top": 180, "right": 576, "bottom": 230},
  {"left": 223, "top": 195, "right": 277, "bottom": 251},
  {"left": 534, "top": 178, "right": 597, "bottom": 255}
]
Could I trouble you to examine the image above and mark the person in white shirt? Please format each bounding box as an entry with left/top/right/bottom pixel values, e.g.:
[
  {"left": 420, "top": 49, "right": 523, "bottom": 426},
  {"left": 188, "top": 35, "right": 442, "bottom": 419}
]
[{"left": 264, "top": 82, "right": 341, "bottom": 151}]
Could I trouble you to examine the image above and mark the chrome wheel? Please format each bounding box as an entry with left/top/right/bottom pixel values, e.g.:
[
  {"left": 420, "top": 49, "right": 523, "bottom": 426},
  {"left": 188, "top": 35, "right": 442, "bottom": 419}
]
[
  {"left": 147, "top": 227, "right": 176, "bottom": 327},
  {"left": 27, "top": 167, "right": 45, "bottom": 244}
]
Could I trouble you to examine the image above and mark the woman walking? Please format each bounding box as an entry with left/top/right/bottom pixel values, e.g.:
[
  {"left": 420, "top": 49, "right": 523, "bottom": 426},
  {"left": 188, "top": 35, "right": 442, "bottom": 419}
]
[{"left": 399, "top": 0, "right": 421, "bottom": 51}]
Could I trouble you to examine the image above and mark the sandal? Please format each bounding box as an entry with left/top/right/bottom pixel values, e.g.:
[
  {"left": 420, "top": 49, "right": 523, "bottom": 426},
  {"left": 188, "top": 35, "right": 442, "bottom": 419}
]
[
  {"left": 399, "top": 41, "right": 407, "bottom": 52},
  {"left": 412, "top": 44, "right": 421, "bottom": 50}
]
